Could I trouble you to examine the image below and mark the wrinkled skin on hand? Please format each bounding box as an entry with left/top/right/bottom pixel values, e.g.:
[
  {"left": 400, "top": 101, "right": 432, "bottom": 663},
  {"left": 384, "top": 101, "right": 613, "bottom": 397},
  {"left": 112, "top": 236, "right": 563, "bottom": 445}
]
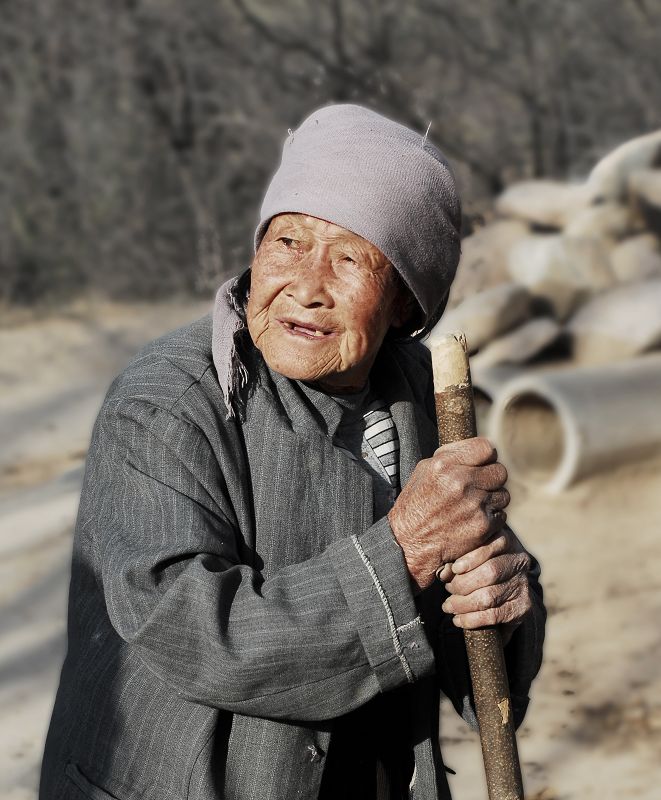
[
  {"left": 387, "top": 435, "right": 533, "bottom": 641},
  {"left": 388, "top": 437, "right": 510, "bottom": 592},
  {"left": 437, "top": 528, "right": 533, "bottom": 644}
]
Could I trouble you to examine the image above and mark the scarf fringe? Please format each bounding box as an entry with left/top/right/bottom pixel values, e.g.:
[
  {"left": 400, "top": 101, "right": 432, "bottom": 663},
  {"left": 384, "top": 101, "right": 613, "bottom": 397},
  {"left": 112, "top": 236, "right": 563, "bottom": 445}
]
[{"left": 212, "top": 276, "right": 249, "bottom": 420}]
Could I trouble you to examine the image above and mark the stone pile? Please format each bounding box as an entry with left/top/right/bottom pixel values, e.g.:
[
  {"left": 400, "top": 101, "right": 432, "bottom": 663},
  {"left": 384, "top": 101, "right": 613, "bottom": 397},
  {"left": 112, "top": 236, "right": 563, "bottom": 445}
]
[
  {"left": 434, "top": 130, "right": 661, "bottom": 369},
  {"left": 428, "top": 131, "right": 661, "bottom": 490}
]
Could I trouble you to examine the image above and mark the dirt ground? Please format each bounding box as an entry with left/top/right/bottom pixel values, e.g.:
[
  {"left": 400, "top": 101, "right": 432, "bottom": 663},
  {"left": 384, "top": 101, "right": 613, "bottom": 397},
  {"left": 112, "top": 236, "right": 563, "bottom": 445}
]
[{"left": 1, "top": 300, "right": 660, "bottom": 800}]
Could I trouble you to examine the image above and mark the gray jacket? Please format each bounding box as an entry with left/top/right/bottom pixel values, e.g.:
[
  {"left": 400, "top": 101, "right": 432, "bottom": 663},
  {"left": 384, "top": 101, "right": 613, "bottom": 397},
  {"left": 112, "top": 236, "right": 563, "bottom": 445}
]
[{"left": 40, "top": 313, "right": 545, "bottom": 800}]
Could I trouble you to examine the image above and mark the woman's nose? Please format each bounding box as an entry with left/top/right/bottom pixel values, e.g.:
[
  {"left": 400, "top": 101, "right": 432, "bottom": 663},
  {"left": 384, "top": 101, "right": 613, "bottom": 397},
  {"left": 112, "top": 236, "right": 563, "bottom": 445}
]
[{"left": 284, "top": 252, "right": 334, "bottom": 308}]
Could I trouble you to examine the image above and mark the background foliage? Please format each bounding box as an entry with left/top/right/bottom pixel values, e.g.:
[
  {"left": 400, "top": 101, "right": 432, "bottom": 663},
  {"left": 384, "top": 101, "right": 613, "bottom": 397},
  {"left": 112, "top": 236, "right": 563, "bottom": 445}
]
[{"left": 2, "top": 0, "right": 661, "bottom": 303}]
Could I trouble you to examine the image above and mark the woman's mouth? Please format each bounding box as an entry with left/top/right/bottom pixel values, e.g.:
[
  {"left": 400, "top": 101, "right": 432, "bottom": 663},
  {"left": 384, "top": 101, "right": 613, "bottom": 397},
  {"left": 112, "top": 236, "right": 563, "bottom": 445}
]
[{"left": 278, "top": 319, "right": 335, "bottom": 339}]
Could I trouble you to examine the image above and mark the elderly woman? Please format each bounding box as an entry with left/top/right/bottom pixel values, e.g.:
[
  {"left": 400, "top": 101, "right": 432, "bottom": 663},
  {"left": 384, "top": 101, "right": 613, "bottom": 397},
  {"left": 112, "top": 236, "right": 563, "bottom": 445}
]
[{"left": 40, "top": 105, "right": 545, "bottom": 800}]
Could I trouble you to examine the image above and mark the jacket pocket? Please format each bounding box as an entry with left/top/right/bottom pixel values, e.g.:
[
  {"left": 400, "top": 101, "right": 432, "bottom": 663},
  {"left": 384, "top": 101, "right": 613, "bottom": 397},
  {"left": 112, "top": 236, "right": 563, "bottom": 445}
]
[{"left": 64, "top": 763, "right": 122, "bottom": 800}]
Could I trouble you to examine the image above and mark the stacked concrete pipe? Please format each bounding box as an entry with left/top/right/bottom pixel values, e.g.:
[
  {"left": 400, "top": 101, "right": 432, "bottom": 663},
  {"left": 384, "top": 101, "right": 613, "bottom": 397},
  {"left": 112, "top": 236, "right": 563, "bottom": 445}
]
[
  {"left": 470, "top": 365, "right": 522, "bottom": 437},
  {"left": 488, "top": 353, "right": 661, "bottom": 492}
]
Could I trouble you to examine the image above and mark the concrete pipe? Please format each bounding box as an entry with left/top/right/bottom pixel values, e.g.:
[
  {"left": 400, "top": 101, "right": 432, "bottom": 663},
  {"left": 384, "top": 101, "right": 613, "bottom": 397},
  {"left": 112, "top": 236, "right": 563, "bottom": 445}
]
[
  {"left": 489, "top": 353, "right": 661, "bottom": 492},
  {"left": 470, "top": 365, "right": 523, "bottom": 436}
]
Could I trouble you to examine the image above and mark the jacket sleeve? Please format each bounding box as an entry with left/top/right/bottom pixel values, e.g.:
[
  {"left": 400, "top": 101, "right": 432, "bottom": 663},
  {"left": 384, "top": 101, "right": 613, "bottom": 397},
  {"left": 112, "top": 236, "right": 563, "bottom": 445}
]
[{"left": 89, "top": 397, "right": 435, "bottom": 722}]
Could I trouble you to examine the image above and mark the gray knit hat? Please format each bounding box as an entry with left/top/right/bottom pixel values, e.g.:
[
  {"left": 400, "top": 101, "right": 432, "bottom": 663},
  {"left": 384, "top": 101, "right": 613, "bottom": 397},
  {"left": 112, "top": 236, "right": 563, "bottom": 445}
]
[{"left": 254, "top": 103, "right": 462, "bottom": 328}]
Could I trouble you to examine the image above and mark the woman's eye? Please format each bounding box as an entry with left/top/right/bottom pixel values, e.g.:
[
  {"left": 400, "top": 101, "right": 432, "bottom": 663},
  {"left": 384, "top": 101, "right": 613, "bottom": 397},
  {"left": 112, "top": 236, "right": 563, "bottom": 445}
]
[
  {"left": 279, "top": 237, "right": 298, "bottom": 249},
  {"left": 341, "top": 255, "right": 356, "bottom": 264}
]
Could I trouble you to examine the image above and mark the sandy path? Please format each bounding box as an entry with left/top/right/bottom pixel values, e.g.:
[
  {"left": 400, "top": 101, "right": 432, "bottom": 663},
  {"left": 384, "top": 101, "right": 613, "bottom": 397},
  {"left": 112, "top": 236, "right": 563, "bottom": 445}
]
[
  {"left": 0, "top": 300, "right": 210, "bottom": 799},
  {"left": 442, "top": 455, "right": 661, "bottom": 800},
  {"left": 1, "top": 301, "right": 660, "bottom": 799}
]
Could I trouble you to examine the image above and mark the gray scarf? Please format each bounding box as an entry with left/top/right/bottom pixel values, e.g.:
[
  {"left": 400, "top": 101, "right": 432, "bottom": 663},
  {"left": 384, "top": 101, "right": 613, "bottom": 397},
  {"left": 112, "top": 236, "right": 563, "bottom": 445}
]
[
  {"left": 254, "top": 103, "right": 461, "bottom": 328},
  {"left": 211, "top": 276, "right": 249, "bottom": 419}
]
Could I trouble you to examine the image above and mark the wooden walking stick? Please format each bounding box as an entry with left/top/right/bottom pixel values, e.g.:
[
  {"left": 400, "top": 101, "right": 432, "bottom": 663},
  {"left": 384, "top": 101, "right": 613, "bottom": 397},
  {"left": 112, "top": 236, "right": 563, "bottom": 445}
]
[{"left": 431, "top": 332, "right": 524, "bottom": 800}]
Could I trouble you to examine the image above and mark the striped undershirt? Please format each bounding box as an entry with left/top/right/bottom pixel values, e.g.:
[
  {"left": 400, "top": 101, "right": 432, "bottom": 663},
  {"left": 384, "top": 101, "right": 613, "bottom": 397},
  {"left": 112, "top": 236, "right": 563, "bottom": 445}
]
[{"left": 361, "top": 398, "right": 400, "bottom": 489}]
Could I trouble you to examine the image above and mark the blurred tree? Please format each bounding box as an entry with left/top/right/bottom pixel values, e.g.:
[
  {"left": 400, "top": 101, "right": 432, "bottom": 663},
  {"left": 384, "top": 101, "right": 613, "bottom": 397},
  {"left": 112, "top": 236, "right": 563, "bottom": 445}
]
[{"left": 0, "top": 0, "right": 660, "bottom": 305}]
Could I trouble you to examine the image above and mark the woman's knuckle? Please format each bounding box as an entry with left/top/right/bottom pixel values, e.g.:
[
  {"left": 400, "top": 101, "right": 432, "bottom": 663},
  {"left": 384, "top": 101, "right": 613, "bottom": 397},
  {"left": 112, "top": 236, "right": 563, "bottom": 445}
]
[
  {"left": 486, "top": 561, "right": 500, "bottom": 584},
  {"left": 508, "top": 602, "right": 523, "bottom": 621},
  {"left": 456, "top": 471, "right": 470, "bottom": 494},
  {"left": 436, "top": 464, "right": 461, "bottom": 497},
  {"left": 460, "top": 613, "right": 475, "bottom": 629},
  {"left": 490, "top": 584, "right": 503, "bottom": 604},
  {"left": 466, "top": 438, "right": 492, "bottom": 465},
  {"left": 511, "top": 554, "right": 525, "bottom": 574},
  {"left": 476, "top": 588, "right": 493, "bottom": 611},
  {"left": 483, "top": 609, "right": 498, "bottom": 626},
  {"left": 517, "top": 571, "right": 530, "bottom": 589},
  {"left": 482, "top": 442, "right": 496, "bottom": 463},
  {"left": 493, "top": 483, "right": 505, "bottom": 502},
  {"left": 475, "top": 512, "right": 491, "bottom": 538},
  {"left": 474, "top": 487, "right": 489, "bottom": 511},
  {"left": 506, "top": 581, "right": 520, "bottom": 602},
  {"left": 459, "top": 614, "right": 473, "bottom": 629},
  {"left": 494, "top": 463, "right": 508, "bottom": 486}
]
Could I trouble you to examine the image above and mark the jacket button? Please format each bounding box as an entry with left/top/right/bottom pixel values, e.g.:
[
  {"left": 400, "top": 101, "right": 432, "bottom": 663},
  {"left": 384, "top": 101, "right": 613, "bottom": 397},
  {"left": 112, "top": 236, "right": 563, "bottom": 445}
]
[{"left": 306, "top": 743, "right": 322, "bottom": 763}]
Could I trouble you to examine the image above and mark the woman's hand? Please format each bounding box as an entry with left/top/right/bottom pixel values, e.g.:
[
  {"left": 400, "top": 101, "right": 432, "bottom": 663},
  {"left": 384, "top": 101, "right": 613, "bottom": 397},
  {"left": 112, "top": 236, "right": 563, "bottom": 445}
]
[
  {"left": 437, "top": 527, "right": 533, "bottom": 644},
  {"left": 388, "top": 437, "right": 510, "bottom": 592}
]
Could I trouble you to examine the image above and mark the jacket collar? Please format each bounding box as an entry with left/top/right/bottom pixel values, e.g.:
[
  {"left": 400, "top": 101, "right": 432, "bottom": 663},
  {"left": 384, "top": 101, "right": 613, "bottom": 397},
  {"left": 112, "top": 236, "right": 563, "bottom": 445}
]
[
  {"left": 371, "top": 342, "right": 438, "bottom": 485},
  {"left": 251, "top": 340, "right": 437, "bottom": 487}
]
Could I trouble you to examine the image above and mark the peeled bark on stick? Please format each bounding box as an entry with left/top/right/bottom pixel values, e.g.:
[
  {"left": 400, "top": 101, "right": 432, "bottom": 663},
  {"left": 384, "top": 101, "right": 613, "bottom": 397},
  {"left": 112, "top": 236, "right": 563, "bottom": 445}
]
[{"left": 431, "top": 332, "right": 524, "bottom": 800}]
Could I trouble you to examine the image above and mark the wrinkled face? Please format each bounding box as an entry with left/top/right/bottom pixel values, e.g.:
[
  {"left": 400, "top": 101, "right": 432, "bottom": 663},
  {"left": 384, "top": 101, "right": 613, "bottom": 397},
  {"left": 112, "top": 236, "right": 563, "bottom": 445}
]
[{"left": 247, "top": 213, "right": 410, "bottom": 393}]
